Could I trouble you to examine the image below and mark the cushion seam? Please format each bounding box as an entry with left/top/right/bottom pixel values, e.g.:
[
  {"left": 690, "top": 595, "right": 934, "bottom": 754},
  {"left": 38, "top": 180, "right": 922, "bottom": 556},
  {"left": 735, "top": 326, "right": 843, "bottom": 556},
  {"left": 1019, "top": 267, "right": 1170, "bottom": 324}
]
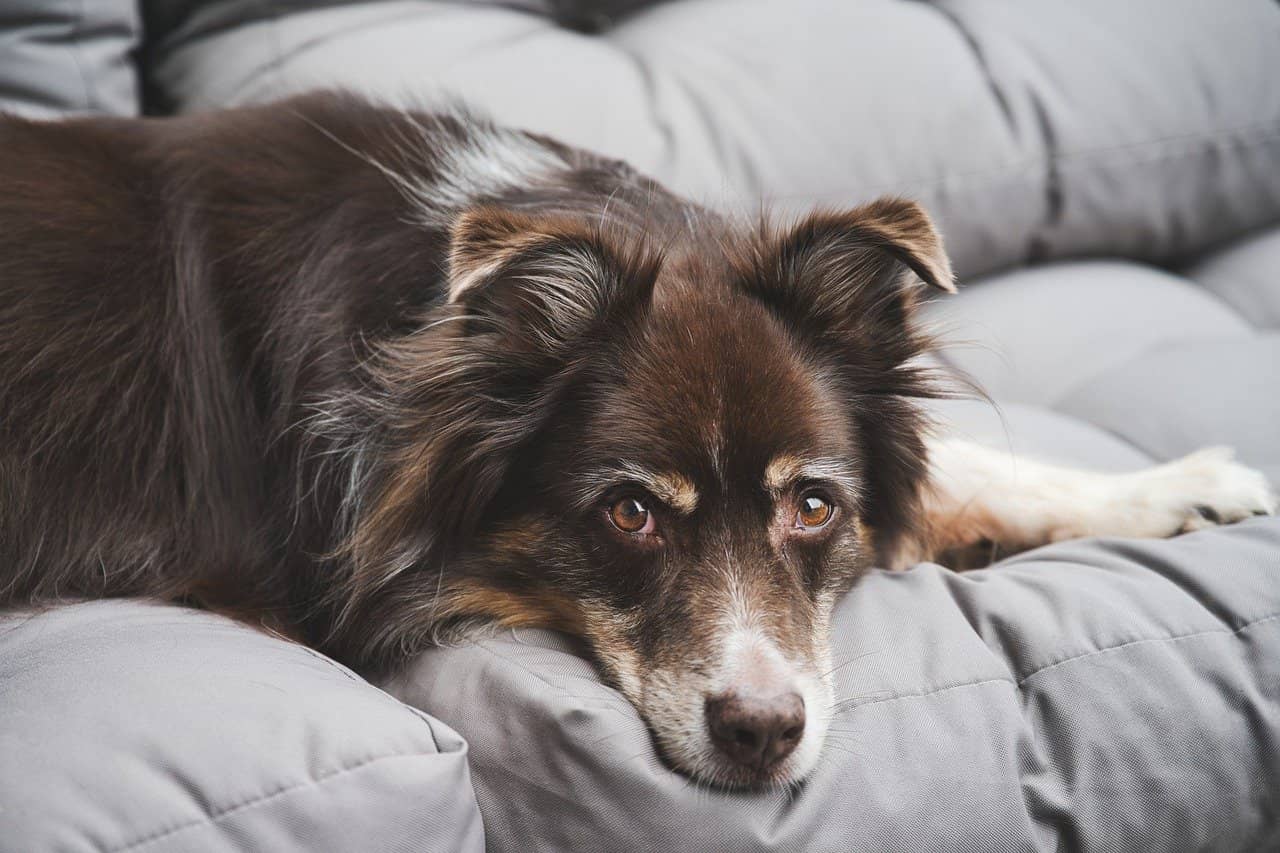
[
  {"left": 839, "top": 677, "right": 1017, "bottom": 712},
  {"left": 283, "top": 640, "right": 450, "bottom": 747},
  {"left": 1017, "top": 610, "right": 1280, "bottom": 685},
  {"left": 816, "top": 612, "right": 1280, "bottom": 712},
  {"left": 102, "top": 750, "right": 441, "bottom": 853}
]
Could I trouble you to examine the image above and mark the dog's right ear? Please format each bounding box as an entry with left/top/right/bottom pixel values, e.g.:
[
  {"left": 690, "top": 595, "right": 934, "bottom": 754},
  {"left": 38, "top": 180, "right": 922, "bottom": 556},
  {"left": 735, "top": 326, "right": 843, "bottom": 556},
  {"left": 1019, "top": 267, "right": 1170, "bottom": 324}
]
[
  {"left": 445, "top": 206, "right": 657, "bottom": 357},
  {"left": 337, "top": 207, "right": 657, "bottom": 640}
]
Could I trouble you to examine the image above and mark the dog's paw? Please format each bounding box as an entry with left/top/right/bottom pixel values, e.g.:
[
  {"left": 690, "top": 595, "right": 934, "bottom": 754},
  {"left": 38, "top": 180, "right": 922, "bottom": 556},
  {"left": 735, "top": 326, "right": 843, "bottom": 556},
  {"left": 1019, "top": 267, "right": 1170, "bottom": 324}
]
[{"left": 1128, "top": 447, "right": 1276, "bottom": 537}]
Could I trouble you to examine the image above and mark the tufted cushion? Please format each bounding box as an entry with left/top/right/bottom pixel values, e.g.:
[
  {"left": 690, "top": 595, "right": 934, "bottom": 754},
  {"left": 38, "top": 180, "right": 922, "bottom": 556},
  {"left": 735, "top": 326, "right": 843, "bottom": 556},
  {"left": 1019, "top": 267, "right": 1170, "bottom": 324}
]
[
  {"left": 141, "top": 0, "right": 1280, "bottom": 480},
  {"left": 146, "top": 0, "right": 1280, "bottom": 280},
  {"left": 921, "top": 236, "right": 1280, "bottom": 486},
  {"left": 0, "top": 601, "right": 484, "bottom": 853},
  {"left": 387, "top": 518, "right": 1280, "bottom": 852},
  {"left": 0, "top": 0, "right": 141, "bottom": 117}
]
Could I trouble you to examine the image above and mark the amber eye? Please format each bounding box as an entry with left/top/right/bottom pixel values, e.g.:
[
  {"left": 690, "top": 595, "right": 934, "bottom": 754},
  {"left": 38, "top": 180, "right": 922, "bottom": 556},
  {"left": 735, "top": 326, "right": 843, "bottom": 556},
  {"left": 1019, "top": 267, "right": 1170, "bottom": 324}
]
[
  {"left": 609, "top": 496, "right": 654, "bottom": 535},
  {"left": 795, "top": 494, "right": 834, "bottom": 529}
]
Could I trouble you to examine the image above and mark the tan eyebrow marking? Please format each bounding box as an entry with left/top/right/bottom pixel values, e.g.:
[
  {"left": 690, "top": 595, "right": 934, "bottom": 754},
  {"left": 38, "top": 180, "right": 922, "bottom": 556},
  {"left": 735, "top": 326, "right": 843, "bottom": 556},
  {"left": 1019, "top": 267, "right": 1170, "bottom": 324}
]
[
  {"left": 629, "top": 466, "right": 699, "bottom": 515},
  {"left": 578, "top": 463, "right": 700, "bottom": 515},
  {"left": 764, "top": 454, "right": 806, "bottom": 493},
  {"left": 763, "top": 454, "right": 862, "bottom": 499}
]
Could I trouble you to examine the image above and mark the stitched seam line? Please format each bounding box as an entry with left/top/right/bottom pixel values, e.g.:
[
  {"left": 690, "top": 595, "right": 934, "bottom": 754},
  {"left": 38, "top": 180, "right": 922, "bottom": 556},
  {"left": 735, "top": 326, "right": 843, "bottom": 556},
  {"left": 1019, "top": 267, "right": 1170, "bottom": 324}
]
[
  {"left": 839, "top": 677, "right": 1017, "bottom": 712},
  {"left": 104, "top": 750, "right": 438, "bottom": 853},
  {"left": 68, "top": 0, "right": 95, "bottom": 111},
  {"left": 284, "top": 642, "right": 449, "bottom": 747},
  {"left": 1017, "top": 611, "right": 1280, "bottom": 685},
  {"left": 835, "top": 612, "right": 1280, "bottom": 712}
]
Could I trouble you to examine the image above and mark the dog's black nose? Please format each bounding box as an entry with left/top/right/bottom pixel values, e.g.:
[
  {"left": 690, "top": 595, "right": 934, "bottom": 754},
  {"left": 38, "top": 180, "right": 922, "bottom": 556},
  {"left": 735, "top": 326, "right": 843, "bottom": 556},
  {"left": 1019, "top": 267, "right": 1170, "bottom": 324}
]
[{"left": 705, "top": 690, "right": 805, "bottom": 770}]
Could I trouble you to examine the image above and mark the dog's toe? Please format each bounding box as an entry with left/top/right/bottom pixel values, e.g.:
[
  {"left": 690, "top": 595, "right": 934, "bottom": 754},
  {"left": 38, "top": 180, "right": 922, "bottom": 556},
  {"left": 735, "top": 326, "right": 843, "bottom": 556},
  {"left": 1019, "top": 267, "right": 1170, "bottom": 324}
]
[{"left": 1160, "top": 450, "right": 1276, "bottom": 534}]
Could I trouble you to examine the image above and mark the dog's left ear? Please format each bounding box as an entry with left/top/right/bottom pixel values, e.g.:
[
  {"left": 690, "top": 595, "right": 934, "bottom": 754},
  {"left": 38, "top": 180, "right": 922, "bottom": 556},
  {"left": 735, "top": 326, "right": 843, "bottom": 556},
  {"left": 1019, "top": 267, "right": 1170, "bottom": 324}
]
[
  {"left": 744, "top": 197, "right": 953, "bottom": 359},
  {"left": 445, "top": 206, "right": 656, "bottom": 357},
  {"left": 742, "top": 198, "right": 954, "bottom": 561}
]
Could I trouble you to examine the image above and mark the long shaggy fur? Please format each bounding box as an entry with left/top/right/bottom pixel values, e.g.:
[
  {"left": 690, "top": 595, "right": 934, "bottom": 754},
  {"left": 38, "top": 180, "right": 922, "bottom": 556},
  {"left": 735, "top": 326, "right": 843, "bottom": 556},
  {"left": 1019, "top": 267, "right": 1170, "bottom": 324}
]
[{"left": 0, "top": 92, "right": 949, "bottom": 685}]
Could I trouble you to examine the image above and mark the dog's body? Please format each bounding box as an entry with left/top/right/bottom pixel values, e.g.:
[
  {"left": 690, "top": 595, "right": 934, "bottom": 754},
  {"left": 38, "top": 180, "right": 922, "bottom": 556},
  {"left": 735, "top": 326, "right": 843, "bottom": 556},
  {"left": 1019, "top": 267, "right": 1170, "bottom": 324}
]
[{"left": 1, "top": 93, "right": 1273, "bottom": 788}]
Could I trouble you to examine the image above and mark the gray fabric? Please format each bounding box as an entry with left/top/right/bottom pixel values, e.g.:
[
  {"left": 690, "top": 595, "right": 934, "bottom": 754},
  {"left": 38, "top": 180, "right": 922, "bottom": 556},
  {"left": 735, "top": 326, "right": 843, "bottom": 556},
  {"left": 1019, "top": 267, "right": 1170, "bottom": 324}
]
[
  {"left": 933, "top": 0, "right": 1280, "bottom": 268},
  {"left": 146, "top": 0, "right": 1280, "bottom": 279},
  {"left": 1186, "top": 227, "right": 1280, "bottom": 331},
  {"left": 919, "top": 398, "right": 1156, "bottom": 473},
  {"left": 387, "top": 518, "right": 1280, "bottom": 852},
  {"left": 1057, "top": 337, "right": 1280, "bottom": 477},
  {"left": 0, "top": 601, "right": 484, "bottom": 853},
  {"left": 920, "top": 242, "right": 1280, "bottom": 488},
  {"left": 142, "top": 0, "right": 662, "bottom": 49},
  {"left": 922, "top": 260, "right": 1253, "bottom": 407},
  {"left": 6, "top": 3, "right": 1278, "bottom": 848},
  {"left": 0, "top": 0, "right": 141, "bottom": 117}
]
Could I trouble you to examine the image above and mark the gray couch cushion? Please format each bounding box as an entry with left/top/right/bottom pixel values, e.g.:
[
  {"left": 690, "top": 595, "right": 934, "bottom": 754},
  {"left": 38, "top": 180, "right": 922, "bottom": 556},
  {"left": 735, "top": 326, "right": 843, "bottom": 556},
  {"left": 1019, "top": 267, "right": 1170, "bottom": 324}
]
[
  {"left": 0, "top": 601, "right": 484, "bottom": 853},
  {"left": 0, "top": 0, "right": 141, "bottom": 117},
  {"left": 922, "top": 229, "right": 1280, "bottom": 489},
  {"left": 932, "top": 0, "right": 1280, "bottom": 267},
  {"left": 1186, "top": 226, "right": 1280, "bottom": 332},
  {"left": 147, "top": 0, "right": 1280, "bottom": 280},
  {"left": 386, "top": 517, "right": 1280, "bottom": 852}
]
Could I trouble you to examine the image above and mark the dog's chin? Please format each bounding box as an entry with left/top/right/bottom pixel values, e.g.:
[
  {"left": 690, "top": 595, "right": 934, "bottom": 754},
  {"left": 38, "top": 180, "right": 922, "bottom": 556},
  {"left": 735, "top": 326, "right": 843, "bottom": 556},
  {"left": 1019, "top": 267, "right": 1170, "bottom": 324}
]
[
  {"left": 631, "top": 672, "right": 833, "bottom": 791},
  {"left": 665, "top": 735, "right": 827, "bottom": 792}
]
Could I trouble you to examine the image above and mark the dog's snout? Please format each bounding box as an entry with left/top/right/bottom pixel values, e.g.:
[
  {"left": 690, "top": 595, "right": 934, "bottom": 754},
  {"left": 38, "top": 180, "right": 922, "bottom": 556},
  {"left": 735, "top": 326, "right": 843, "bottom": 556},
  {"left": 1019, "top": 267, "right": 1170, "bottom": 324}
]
[{"left": 705, "top": 689, "right": 805, "bottom": 770}]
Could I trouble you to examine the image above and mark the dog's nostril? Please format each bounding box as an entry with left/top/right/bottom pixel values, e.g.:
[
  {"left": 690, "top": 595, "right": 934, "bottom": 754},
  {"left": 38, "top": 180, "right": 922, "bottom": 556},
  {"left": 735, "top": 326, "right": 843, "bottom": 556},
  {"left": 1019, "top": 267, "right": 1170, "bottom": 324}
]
[{"left": 705, "top": 690, "right": 806, "bottom": 770}]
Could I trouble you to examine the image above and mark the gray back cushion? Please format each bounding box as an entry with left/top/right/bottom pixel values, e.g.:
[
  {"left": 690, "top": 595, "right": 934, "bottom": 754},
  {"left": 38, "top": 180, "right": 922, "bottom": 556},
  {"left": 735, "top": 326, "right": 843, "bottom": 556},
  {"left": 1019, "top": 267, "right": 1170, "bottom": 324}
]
[
  {"left": 0, "top": 0, "right": 141, "bottom": 116},
  {"left": 146, "top": 0, "right": 1280, "bottom": 279},
  {"left": 387, "top": 518, "right": 1280, "bottom": 852},
  {"left": 0, "top": 601, "right": 484, "bottom": 853}
]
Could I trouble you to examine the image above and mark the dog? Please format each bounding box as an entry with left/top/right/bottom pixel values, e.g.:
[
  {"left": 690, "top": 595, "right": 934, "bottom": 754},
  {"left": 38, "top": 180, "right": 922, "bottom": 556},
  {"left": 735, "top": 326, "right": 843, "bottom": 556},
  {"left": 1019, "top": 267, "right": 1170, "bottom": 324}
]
[{"left": 1, "top": 92, "right": 1274, "bottom": 790}]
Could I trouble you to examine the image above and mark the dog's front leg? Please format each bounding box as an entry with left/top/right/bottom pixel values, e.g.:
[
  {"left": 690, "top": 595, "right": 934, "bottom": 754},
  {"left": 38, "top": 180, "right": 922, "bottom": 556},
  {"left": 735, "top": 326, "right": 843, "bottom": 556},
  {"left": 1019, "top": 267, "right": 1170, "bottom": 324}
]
[{"left": 903, "top": 439, "right": 1277, "bottom": 569}]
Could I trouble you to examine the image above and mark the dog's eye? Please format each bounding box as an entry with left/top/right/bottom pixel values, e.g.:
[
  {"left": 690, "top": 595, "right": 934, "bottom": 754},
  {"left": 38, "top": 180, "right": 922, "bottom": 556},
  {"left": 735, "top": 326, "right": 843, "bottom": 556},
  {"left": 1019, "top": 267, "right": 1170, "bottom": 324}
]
[
  {"left": 609, "top": 496, "right": 654, "bottom": 535},
  {"left": 795, "top": 494, "right": 834, "bottom": 529}
]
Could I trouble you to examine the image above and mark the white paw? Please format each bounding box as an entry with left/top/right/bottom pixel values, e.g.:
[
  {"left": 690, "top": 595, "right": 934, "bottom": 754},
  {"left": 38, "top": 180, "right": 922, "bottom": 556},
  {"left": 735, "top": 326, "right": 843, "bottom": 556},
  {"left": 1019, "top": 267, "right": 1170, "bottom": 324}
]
[{"left": 1122, "top": 447, "right": 1277, "bottom": 537}]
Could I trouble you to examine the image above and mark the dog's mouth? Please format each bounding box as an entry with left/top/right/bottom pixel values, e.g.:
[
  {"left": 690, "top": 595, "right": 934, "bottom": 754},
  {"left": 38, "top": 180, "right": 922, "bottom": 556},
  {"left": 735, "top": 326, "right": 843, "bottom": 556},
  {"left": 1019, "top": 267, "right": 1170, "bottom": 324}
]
[{"left": 605, "top": 628, "right": 834, "bottom": 790}]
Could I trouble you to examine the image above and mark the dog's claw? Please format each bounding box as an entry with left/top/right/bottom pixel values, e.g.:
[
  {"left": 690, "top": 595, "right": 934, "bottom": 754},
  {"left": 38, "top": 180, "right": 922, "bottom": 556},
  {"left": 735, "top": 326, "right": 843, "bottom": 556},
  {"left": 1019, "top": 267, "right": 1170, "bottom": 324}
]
[
  {"left": 1120, "top": 448, "right": 1276, "bottom": 538},
  {"left": 1194, "top": 504, "right": 1222, "bottom": 524}
]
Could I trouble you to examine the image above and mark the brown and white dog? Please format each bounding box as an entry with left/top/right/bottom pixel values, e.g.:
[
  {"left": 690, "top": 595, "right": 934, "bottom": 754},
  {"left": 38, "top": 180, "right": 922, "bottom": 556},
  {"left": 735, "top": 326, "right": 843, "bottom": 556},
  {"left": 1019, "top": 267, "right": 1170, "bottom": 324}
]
[{"left": 0, "top": 93, "right": 1273, "bottom": 789}]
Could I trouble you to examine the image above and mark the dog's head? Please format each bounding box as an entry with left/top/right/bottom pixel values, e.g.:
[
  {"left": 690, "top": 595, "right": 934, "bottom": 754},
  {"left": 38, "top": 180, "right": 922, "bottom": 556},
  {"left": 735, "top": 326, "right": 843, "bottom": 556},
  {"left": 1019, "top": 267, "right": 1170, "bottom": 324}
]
[{"left": 337, "top": 196, "right": 952, "bottom": 789}]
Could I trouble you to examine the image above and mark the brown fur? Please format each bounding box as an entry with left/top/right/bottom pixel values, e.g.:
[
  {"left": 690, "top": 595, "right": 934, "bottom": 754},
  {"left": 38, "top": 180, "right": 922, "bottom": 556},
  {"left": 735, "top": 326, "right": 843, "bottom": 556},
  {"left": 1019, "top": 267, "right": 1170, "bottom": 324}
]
[{"left": 0, "top": 92, "right": 956, "bottom": 786}]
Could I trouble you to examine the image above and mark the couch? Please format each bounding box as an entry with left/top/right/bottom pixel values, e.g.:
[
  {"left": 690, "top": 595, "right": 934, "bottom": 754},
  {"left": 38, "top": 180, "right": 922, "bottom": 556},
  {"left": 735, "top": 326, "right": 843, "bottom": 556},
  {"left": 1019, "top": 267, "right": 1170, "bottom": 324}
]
[{"left": 2, "top": 1, "right": 1278, "bottom": 850}]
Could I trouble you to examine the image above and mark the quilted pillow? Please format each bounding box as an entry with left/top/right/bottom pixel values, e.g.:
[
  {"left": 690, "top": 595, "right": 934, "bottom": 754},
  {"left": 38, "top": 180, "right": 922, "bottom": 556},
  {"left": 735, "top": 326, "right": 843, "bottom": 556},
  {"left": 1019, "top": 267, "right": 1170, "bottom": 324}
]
[
  {"left": 387, "top": 518, "right": 1280, "bottom": 852},
  {"left": 0, "top": 0, "right": 140, "bottom": 116},
  {"left": 0, "top": 601, "right": 483, "bottom": 853}
]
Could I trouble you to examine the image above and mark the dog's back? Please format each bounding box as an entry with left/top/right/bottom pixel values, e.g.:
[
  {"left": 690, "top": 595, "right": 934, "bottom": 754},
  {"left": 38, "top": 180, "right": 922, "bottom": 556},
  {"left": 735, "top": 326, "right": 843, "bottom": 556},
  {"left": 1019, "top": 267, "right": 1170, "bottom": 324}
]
[
  {"left": 0, "top": 92, "right": 667, "bottom": 632},
  {"left": 0, "top": 112, "right": 249, "bottom": 606},
  {"left": 0, "top": 96, "right": 449, "bottom": 615}
]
